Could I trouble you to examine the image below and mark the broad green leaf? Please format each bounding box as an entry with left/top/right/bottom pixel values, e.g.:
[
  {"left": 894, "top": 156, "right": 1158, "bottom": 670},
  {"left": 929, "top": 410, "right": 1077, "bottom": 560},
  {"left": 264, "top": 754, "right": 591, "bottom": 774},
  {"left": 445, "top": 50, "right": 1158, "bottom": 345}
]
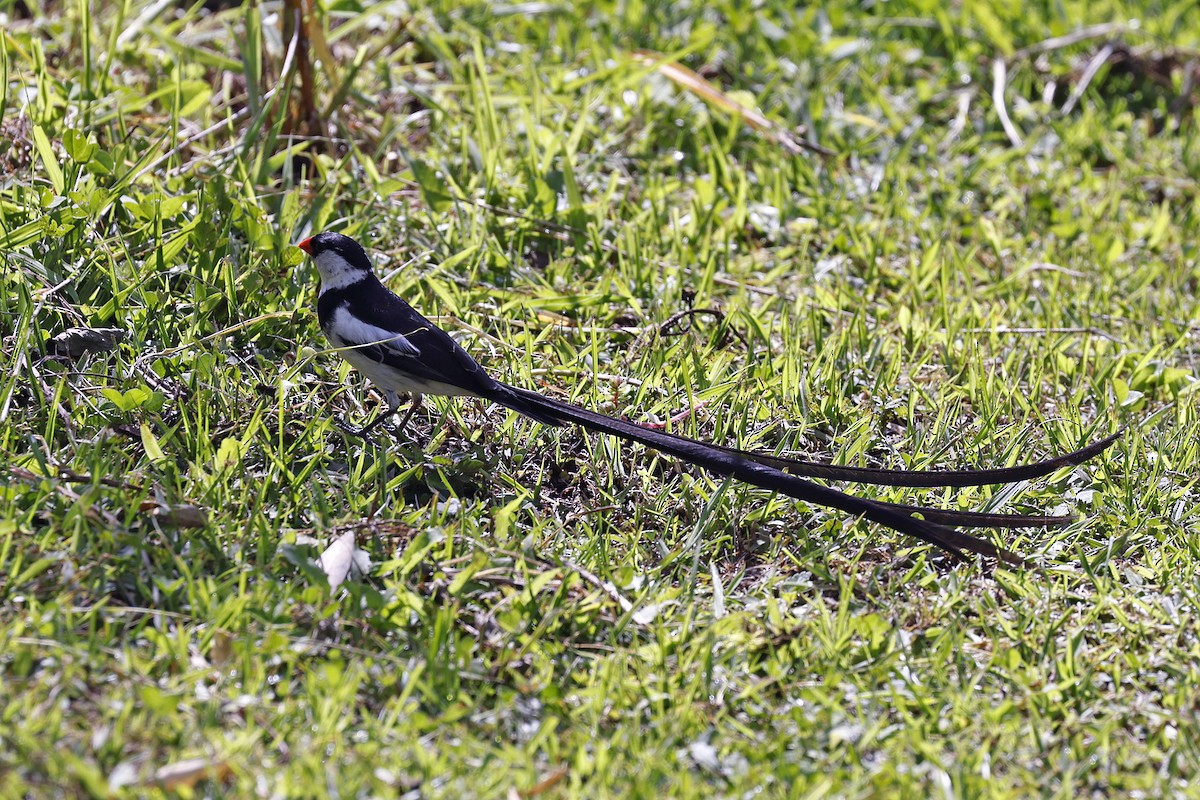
[
  {"left": 214, "top": 437, "right": 241, "bottom": 470},
  {"left": 140, "top": 423, "right": 167, "bottom": 463},
  {"left": 32, "top": 125, "right": 65, "bottom": 194},
  {"left": 63, "top": 129, "right": 97, "bottom": 163}
]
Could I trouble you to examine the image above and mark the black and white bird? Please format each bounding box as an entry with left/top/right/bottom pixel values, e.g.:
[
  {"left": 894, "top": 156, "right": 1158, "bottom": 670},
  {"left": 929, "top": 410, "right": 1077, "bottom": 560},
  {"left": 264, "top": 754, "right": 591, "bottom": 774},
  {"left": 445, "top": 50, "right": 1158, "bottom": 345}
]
[{"left": 299, "top": 231, "right": 1119, "bottom": 565}]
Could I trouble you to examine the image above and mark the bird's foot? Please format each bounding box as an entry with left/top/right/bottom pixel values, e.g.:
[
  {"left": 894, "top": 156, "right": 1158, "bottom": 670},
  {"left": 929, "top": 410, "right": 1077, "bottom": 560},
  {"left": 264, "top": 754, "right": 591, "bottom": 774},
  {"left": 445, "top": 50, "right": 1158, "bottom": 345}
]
[{"left": 333, "top": 414, "right": 387, "bottom": 440}]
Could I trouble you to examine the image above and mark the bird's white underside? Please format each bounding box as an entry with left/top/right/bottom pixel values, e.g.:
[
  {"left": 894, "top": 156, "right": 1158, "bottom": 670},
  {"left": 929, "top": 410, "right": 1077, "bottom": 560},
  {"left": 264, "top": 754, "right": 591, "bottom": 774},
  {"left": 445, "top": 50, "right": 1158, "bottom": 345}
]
[{"left": 323, "top": 307, "right": 476, "bottom": 397}]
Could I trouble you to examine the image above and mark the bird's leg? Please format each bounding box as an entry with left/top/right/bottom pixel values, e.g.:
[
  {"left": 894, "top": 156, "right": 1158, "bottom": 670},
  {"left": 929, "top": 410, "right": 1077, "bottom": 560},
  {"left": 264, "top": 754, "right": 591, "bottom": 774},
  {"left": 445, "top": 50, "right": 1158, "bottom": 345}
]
[
  {"left": 388, "top": 393, "right": 425, "bottom": 437},
  {"left": 360, "top": 390, "right": 403, "bottom": 434},
  {"left": 336, "top": 390, "right": 401, "bottom": 437}
]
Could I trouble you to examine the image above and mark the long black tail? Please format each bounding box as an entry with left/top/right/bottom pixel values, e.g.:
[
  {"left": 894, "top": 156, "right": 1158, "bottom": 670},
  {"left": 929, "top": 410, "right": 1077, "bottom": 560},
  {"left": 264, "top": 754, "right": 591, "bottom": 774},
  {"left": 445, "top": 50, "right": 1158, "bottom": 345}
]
[
  {"left": 494, "top": 385, "right": 1114, "bottom": 529},
  {"left": 487, "top": 384, "right": 1068, "bottom": 565},
  {"left": 707, "top": 430, "right": 1122, "bottom": 487},
  {"left": 503, "top": 383, "right": 1121, "bottom": 489}
]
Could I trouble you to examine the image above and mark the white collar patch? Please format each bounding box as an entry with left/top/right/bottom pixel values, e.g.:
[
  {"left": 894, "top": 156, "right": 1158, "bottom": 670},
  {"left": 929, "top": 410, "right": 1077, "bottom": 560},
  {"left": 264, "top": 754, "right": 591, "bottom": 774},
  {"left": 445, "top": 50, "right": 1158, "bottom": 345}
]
[{"left": 314, "top": 250, "right": 370, "bottom": 294}]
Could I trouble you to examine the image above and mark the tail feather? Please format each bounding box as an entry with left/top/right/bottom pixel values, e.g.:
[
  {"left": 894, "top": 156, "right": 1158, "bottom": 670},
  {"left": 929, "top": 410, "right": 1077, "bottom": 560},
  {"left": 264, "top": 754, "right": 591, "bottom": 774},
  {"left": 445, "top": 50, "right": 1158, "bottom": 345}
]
[
  {"left": 706, "top": 430, "right": 1122, "bottom": 487},
  {"left": 490, "top": 385, "right": 570, "bottom": 428},
  {"left": 487, "top": 384, "right": 1041, "bottom": 565}
]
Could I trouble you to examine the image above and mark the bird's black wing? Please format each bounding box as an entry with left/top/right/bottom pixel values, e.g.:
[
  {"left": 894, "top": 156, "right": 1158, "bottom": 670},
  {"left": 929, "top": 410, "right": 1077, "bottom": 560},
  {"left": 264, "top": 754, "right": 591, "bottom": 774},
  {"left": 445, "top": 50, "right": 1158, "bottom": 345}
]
[
  {"left": 327, "top": 278, "right": 566, "bottom": 425},
  {"left": 328, "top": 276, "right": 504, "bottom": 394}
]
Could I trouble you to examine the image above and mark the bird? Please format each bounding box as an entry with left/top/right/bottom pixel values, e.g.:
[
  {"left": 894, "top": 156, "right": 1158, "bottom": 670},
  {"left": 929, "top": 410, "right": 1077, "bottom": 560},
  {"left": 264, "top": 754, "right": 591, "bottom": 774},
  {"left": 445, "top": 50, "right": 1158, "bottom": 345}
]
[{"left": 298, "top": 231, "right": 1119, "bottom": 566}]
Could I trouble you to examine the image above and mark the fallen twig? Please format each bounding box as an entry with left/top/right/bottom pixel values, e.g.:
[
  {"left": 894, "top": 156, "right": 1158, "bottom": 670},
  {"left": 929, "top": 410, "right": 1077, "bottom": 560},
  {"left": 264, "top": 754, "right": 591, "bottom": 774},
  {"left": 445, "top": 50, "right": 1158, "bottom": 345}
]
[
  {"left": 1062, "top": 43, "right": 1116, "bottom": 115},
  {"left": 991, "top": 59, "right": 1024, "bottom": 148}
]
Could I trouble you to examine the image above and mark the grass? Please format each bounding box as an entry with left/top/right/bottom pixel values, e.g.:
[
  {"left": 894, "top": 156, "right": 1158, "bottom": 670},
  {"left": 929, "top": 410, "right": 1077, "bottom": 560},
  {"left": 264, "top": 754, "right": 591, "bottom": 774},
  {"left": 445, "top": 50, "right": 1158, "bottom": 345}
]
[{"left": 1, "top": 0, "right": 1199, "bottom": 795}]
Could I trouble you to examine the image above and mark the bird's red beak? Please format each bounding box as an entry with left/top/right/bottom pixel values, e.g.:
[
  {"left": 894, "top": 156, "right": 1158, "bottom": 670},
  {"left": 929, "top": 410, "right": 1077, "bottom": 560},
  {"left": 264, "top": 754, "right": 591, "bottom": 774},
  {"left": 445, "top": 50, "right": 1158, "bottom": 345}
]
[{"left": 297, "top": 237, "right": 313, "bottom": 254}]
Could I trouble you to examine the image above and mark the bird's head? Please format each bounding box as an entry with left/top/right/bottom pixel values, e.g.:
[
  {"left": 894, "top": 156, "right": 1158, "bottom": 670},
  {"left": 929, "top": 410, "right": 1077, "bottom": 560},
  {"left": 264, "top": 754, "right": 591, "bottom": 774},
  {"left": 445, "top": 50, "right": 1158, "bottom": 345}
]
[{"left": 297, "top": 231, "right": 374, "bottom": 292}]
